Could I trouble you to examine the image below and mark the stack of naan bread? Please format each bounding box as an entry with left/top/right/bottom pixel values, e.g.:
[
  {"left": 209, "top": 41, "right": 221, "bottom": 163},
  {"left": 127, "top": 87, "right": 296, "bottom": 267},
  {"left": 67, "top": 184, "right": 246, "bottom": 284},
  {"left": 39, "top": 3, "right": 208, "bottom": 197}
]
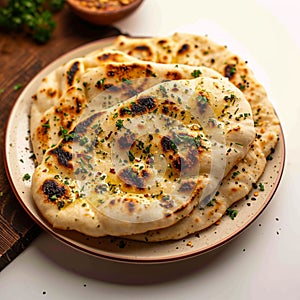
[{"left": 30, "top": 33, "right": 280, "bottom": 241}]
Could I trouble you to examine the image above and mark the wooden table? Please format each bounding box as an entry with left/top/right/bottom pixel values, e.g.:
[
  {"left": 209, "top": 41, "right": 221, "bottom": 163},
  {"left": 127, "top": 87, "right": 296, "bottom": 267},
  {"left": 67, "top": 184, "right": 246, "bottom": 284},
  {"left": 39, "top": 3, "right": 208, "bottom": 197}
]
[{"left": 0, "top": 6, "right": 122, "bottom": 270}]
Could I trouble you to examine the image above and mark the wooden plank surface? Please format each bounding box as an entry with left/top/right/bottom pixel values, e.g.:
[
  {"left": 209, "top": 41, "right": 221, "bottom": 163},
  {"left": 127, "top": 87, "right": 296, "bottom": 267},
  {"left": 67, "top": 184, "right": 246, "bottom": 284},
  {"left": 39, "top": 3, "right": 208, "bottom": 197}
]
[{"left": 0, "top": 6, "right": 122, "bottom": 271}]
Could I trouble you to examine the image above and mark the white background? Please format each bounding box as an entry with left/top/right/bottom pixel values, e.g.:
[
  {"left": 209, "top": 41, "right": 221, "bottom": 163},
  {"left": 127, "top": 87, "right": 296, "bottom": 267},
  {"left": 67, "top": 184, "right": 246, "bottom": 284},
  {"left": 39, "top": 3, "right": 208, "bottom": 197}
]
[{"left": 1, "top": 0, "right": 300, "bottom": 299}]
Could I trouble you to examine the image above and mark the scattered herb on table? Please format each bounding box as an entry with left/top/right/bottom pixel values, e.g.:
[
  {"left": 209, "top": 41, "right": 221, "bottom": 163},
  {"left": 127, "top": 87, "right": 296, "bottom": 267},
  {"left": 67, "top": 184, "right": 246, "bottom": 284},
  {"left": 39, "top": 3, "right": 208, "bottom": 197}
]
[
  {"left": 0, "top": 0, "right": 65, "bottom": 43},
  {"left": 13, "top": 83, "right": 23, "bottom": 91}
]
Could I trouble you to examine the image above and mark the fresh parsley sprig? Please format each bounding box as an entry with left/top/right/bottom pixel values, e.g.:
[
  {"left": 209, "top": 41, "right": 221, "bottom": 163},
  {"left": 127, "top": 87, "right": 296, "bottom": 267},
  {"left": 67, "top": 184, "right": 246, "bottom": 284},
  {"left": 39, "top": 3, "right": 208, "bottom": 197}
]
[{"left": 0, "top": 0, "right": 65, "bottom": 43}]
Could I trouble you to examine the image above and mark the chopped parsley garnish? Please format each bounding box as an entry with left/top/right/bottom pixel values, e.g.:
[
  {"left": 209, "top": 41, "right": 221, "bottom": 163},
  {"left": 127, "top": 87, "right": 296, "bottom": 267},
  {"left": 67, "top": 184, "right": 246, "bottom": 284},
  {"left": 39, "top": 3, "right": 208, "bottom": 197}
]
[
  {"left": 228, "top": 66, "right": 236, "bottom": 77},
  {"left": 238, "top": 83, "right": 246, "bottom": 91},
  {"left": 42, "top": 122, "right": 50, "bottom": 128},
  {"left": 136, "top": 140, "right": 144, "bottom": 150},
  {"left": 59, "top": 126, "right": 68, "bottom": 137},
  {"left": 57, "top": 200, "right": 65, "bottom": 210},
  {"left": 266, "top": 154, "right": 273, "bottom": 161},
  {"left": 197, "top": 94, "right": 209, "bottom": 104},
  {"left": 128, "top": 150, "right": 135, "bottom": 162},
  {"left": 122, "top": 78, "right": 132, "bottom": 84},
  {"left": 224, "top": 94, "right": 236, "bottom": 102},
  {"left": 259, "top": 182, "right": 265, "bottom": 191},
  {"left": 191, "top": 69, "right": 202, "bottom": 78},
  {"left": 232, "top": 171, "right": 240, "bottom": 179},
  {"left": 79, "top": 136, "right": 89, "bottom": 145},
  {"left": 207, "top": 198, "right": 216, "bottom": 207},
  {"left": 96, "top": 78, "right": 106, "bottom": 88},
  {"left": 235, "top": 142, "right": 243, "bottom": 146},
  {"left": 64, "top": 131, "right": 78, "bottom": 142},
  {"left": 159, "top": 85, "right": 168, "bottom": 97},
  {"left": 50, "top": 195, "right": 58, "bottom": 201},
  {"left": 116, "top": 119, "right": 124, "bottom": 130},
  {"left": 121, "top": 107, "right": 132, "bottom": 115},
  {"left": 144, "top": 144, "right": 152, "bottom": 154},
  {"left": 226, "top": 208, "right": 238, "bottom": 220}
]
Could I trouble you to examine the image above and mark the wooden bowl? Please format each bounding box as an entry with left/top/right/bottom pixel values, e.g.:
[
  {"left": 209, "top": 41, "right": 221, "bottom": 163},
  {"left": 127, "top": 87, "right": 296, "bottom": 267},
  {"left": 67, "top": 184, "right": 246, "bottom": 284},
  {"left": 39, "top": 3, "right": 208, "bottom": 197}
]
[{"left": 67, "top": 0, "right": 143, "bottom": 25}]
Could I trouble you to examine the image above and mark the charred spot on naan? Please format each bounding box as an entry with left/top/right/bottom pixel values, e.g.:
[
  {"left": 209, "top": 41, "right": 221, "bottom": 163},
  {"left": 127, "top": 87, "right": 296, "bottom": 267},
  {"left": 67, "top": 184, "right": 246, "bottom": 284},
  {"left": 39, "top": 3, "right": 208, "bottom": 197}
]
[
  {"left": 224, "top": 63, "right": 237, "bottom": 80},
  {"left": 38, "top": 87, "right": 57, "bottom": 99},
  {"left": 127, "top": 45, "right": 154, "bottom": 61},
  {"left": 49, "top": 147, "right": 73, "bottom": 169},
  {"left": 66, "top": 61, "right": 80, "bottom": 86},
  {"left": 72, "top": 111, "right": 104, "bottom": 135},
  {"left": 222, "top": 56, "right": 251, "bottom": 91},
  {"left": 41, "top": 179, "right": 71, "bottom": 210},
  {"left": 178, "top": 180, "right": 196, "bottom": 192},
  {"left": 119, "top": 96, "right": 157, "bottom": 116},
  {"left": 118, "top": 166, "right": 151, "bottom": 190},
  {"left": 108, "top": 197, "right": 139, "bottom": 214},
  {"left": 173, "top": 182, "right": 204, "bottom": 214},
  {"left": 180, "top": 148, "right": 201, "bottom": 172},
  {"left": 105, "top": 63, "right": 144, "bottom": 78},
  {"left": 161, "top": 136, "right": 177, "bottom": 153},
  {"left": 165, "top": 71, "right": 183, "bottom": 80},
  {"left": 56, "top": 89, "right": 86, "bottom": 118},
  {"left": 160, "top": 99, "right": 181, "bottom": 115},
  {"left": 117, "top": 132, "right": 136, "bottom": 150},
  {"left": 177, "top": 43, "right": 190, "bottom": 55},
  {"left": 104, "top": 62, "right": 156, "bottom": 78},
  {"left": 97, "top": 52, "right": 127, "bottom": 62},
  {"left": 160, "top": 133, "right": 202, "bottom": 176}
]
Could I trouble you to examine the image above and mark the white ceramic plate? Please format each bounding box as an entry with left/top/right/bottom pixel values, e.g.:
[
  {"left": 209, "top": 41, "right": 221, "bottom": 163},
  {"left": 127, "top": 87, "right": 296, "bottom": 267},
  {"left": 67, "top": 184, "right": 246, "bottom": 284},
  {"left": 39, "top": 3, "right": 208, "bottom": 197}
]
[{"left": 4, "top": 37, "right": 285, "bottom": 263}]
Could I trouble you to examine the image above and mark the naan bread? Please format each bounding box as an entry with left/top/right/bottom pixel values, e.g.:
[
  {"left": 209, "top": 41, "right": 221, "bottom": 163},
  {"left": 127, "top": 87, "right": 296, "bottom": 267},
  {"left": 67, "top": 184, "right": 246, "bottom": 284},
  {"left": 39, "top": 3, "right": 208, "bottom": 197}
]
[
  {"left": 31, "top": 50, "right": 138, "bottom": 118},
  {"left": 107, "top": 33, "right": 280, "bottom": 157},
  {"left": 31, "top": 54, "right": 224, "bottom": 163},
  {"left": 30, "top": 32, "right": 280, "bottom": 241},
  {"left": 31, "top": 76, "right": 255, "bottom": 237},
  {"left": 103, "top": 33, "right": 281, "bottom": 241},
  {"left": 31, "top": 50, "right": 139, "bottom": 163}
]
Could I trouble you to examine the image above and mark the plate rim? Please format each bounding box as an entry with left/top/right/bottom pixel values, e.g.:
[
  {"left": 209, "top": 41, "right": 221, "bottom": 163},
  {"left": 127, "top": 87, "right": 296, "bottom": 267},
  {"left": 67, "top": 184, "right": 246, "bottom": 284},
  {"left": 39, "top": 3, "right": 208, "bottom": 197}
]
[{"left": 3, "top": 37, "right": 286, "bottom": 264}]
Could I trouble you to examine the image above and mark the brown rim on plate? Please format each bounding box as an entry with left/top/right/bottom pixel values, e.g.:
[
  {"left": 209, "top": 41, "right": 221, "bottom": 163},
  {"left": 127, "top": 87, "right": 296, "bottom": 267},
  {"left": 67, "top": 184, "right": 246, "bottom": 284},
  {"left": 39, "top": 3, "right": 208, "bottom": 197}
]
[{"left": 3, "top": 37, "right": 286, "bottom": 264}]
